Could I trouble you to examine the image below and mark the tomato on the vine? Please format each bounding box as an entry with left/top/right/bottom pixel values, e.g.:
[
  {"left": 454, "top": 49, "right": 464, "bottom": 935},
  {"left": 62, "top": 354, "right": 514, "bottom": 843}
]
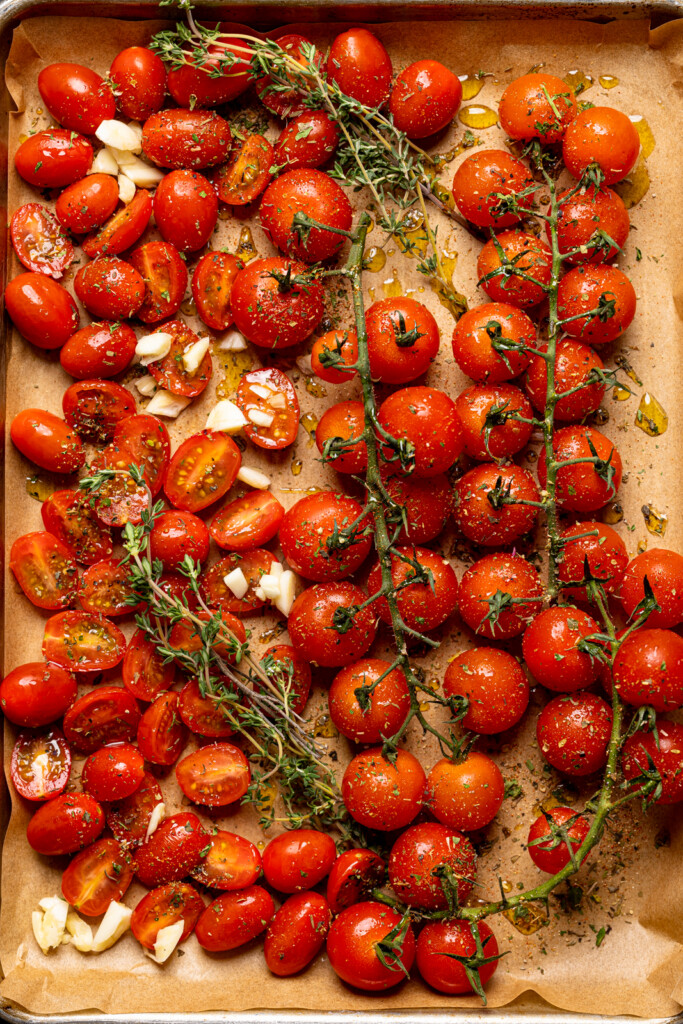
[
  {"left": 452, "top": 149, "right": 536, "bottom": 228},
  {"left": 62, "top": 838, "right": 134, "bottom": 916},
  {"left": 388, "top": 59, "right": 462, "bottom": 138},
  {"left": 381, "top": 469, "right": 452, "bottom": 545},
  {"left": 443, "top": 647, "right": 529, "bottom": 734},
  {"left": 456, "top": 382, "right": 534, "bottom": 460},
  {"left": 311, "top": 328, "right": 358, "bottom": 383},
  {"left": 328, "top": 658, "right": 411, "bottom": 744},
  {"left": 558, "top": 521, "right": 628, "bottom": 596},
  {"left": 10, "top": 531, "right": 78, "bottom": 610},
  {"left": 425, "top": 754, "right": 505, "bottom": 832},
  {"left": 537, "top": 692, "right": 612, "bottom": 776},
  {"left": 551, "top": 186, "right": 630, "bottom": 263},
  {"left": 210, "top": 134, "right": 273, "bottom": 205},
  {"left": 327, "top": 902, "right": 416, "bottom": 991},
  {"left": 11, "top": 728, "right": 71, "bottom": 802},
  {"left": 619, "top": 548, "right": 683, "bottom": 628},
  {"left": 416, "top": 919, "right": 500, "bottom": 996},
  {"left": 477, "top": 230, "right": 552, "bottom": 308},
  {"left": 621, "top": 720, "right": 683, "bottom": 804},
  {"left": 388, "top": 823, "right": 476, "bottom": 910},
  {"left": 525, "top": 338, "right": 606, "bottom": 421},
  {"left": 499, "top": 73, "right": 577, "bottom": 142},
  {"left": 562, "top": 106, "right": 640, "bottom": 185},
  {"left": 316, "top": 401, "right": 368, "bottom": 474},
  {"left": 365, "top": 297, "right": 440, "bottom": 385},
  {"left": 231, "top": 257, "right": 324, "bottom": 349},
  {"left": 368, "top": 546, "right": 459, "bottom": 633},
  {"left": 279, "top": 491, "right": 371, "bottom": 581},
  {"left": 522, "top": 606, "right": 601, "bottom": 692},
  {"left": 342, "top": 748, "right": 425, "bottom": 830},
  {"left": 453, "top": 462, "right": 540, "bottom": 546},
  {"left": 613, "top": 628, "right": 683, "bottom": 712},
  {"left": 527, "top": 806, "right": 591, "bottom": 873},
  {"left": 378, "top": 386, "right": 463, "bottom": 476},
  {"left": 260, "top": 168, "right": 352, "bottom": 264},
  {"left": 451, "top": 302, "right": 535, "bottom": 382},
  {"left": 458, "top": 552, "right": 543, "bottom": 640},
  {"left": 235, "top": 367, "right": 300, "bottom": 450},
  {"left": 557, "top": 264, "right": 636, "bottom": 345},
  {"left": 537, "top": 425, "right": 622, "bottom": 512}
]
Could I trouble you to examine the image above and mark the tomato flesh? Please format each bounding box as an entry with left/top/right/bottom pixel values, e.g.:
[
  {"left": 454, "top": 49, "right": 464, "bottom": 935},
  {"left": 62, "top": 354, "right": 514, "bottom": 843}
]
[
  {"left": 175, "top": 743, "right": 250, "bottom": 807},
  {"left": 62, "top": 837, "right": 134, "bottom": 916},
  {"left": 11, "top": 203, "right": 74, "bottom": 278},
  {"left": 131, "top": 882, "right": 205, "bottom": 949},
  {"left": 43, "top": 611, "right": 126, "bottom": 671},
  {"left": 236, "top": 368, "right": 300, "bottom": 450},
  {"left": 209, "top": 491, "right": 285, "bottom": 552},
  {"left": 10, "top": 728, "right": 71, "bottom": 801},
  {"left": 63, "top": 685, "right": 141, "bottom": 754},
  {"left": 164, "top": 430, "right": 241, "bottom": 513},
  {"left": 191, "top": 830, "right": 262, "bottom": 890},
  {"left": 10, "top": 531, "right": 78, "bottom": 610}
]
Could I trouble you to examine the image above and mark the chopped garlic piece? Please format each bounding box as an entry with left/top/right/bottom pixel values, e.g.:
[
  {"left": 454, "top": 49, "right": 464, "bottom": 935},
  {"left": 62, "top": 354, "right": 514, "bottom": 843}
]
[
  {"left": 119, "top": 156, "right": 166, "bottom": 188},
  {"left": 145, "top": 389, "right": 191, "bottom": 419},
  {"left": 259, "top": 575, "right": 283, "bottom": 601},
  {"left": 205, "top": 400, "right": 247, "bottom": 434},
  {"left": 33, "top": 897, "right": 69, "bottom": 954},
  {"left": 250, "top": 383, "right": 274, "bottom": 400},
  {"left": 145, "top": 920, "right": 185, "bottom": 964},
  {"left": 65, "top": 910, "right": 93, "bottom": 952},
  {"left": 135, "top": 332, "right": 173, "bottom": 365},
  {"left": 275, "top": 570, "right": 298, "bottom": 616},
  {"left": 254, "top": 586, "right": 266, "bottom": 602},
  {"left": 92, "top": 902, "right": 132, "bottom": 952},
  {"left": 269, "top": 562, "right": 283, "bottom": 577},
  {"left": 237, "top": 466, "right": 270, "bottom": 489},
  {"left": 32, "top": 912, "right": 49, "bottom": 954},
  {"left": 118, "top": 173, "right": 136, "bottom": 204},
  {"left": 268, "top": 392, "right": 286, "bottom": 409},
  {"left": 224, "top": 567, "right": 249, "bottom": 599},
  {"left": 89, "top": 147, "right": 118, "bottom": 176},
  {"left": 182, "top": 336, "right": 211, "bottom": 375},
  {"left": 135, "top": 374, "right": 157, "bottom": 397},
  {"left": 108, "top": 145, "right": 137, "bottom": 168},
  {"left": 217, "top": 330, "right": 247, "bottom": 352},
  {"left": 95, "top": 119, "right": 142, "bottom": 153},
  {"left": 145, "top": 802, "right": 166, "bottom": 842},
  {"left": 247, "top": 407, "right": 274, "bottom": 428}
]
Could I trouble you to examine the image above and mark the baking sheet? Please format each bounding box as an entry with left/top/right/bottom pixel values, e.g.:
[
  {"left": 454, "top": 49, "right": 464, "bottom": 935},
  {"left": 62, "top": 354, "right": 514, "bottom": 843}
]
[{"left": 1, "top": 11, "right": 683, "bottom": 1019}]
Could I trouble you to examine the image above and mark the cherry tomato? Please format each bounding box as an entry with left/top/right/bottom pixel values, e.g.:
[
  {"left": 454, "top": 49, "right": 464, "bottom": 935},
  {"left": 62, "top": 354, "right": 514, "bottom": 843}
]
[
  {"left": 255, "top": 34, "right": 321, "bottom": 118},
  {"left": 265, "top": 892, "right": 331, "bottom": 976},
  {"left": 38, "top": 63, "right": 114, "bottom": 134},
  {"left": 613, "top": 628, "right": 683, "bottom": 711},
  {"left": 106, "top": 770, "right": 163, "bottom": 847},
  {"left": 11, "top": 409, "right": 85, "bottom": 474},
  {"left": 563, "top": 106, "right": 640, "bottom": 185},
  {"left": 196, "top": 886, "right": 275, "bottom": 952},
  {"left": 274, "top": 111, "right": 339, "bottom": 171},
  {"left": 203, "top": 549, "right": 281, "bottom": 617},
  {"left": 236, "top": 367, "right": 300, "bottom": 450},
  {"left": 329, "top": 658, "right": 411, "bottom": 744},
  {"left": 131, "top": 882, "right": 205, "bottom": 949},
  {"left": 98, "top": 413, "right": 170, "bottom": 497},
  {"left": 368, "top": 546, "right": 459, "bottom": 633},
  {"left": 74, "top": 257, "right": 145, "bottom": 320},
  {"left": 381, "top": 468, "right": 451, "bottom": 544},
  {"left": 622, "top": 720, "right": 683, "bottom": 804},
  {"left": 342, "top": 748, "right": 425, "bottom": 830},
  {"left": 326, "top": 849, "right": 386, "bottom": 915},
  {"left": 443, "top": 647, "right": 529, "bottom": 734},
  {"left": 27, "top": 792, "right": 104, "bottom": 856},
  {"left": 557, "top": 264, "right": 636, "bottom": 345},
  {"left": 260, "top": 168, "right": 352, "bottom": 264},
  {"left": 10, "top": 531, "right": 78, "bottom": 610},
  {"left": 62, "top": 838, "right": 134, "bottom": 916},
  {"left": 135, "top": 811, "right": 206, "bottom": 888},
  {"left": 137, "top": 691, "right": 187, "bottom": 766},
  {"left": 279, "top": 491, "right": 371, "bottom": 582},
  {"left": 456, "top": 382, "right": 534, "bottom": 460},
  {"left": 129, "top": 240, "right": 188, "bottom": 324},
  {"left": 388, "top": 822, "right": 476, "bottom": 908},
  {"left": 452, "top": 149, "right": 536, "bottom": 228},
  {"left": 327, "top": 28, "right": 392, "bottom": 107},
  {"left": 378, "top": 386, "right": 462, "bottom": 477},
  {"left": 110, "top": 46, "right": 167, "bottom": 120},
  {"left": 164, "top": 430, "right": 241, "bottom": 513},
  {"left": 6, "top": 273, "right": 80, "bottom": 350},
  {"left": 453, "top": 462, "right": 540, "bottom": 546},
  {"left": 288, "top": 582, "right": 377, "bottom": 667},
  {"left": 82, "top": 188, "right": 152, "bottom": 259},
  {"left": 365, "top": 297, "right": 440, "bottom": 385},
  {"left": 122, "top": 629, "right": 175, "bottom": 702},
  {"left": 458, "top": 552, "right": 543, "bottom": 640},
  {"left": 259, "top": 644, "right": 312, "bottom": 716},
  {"left": 538, "top": 425, "right": 622, "bottom": 512},
  {"left": 10, "top": 728, "right": 71, "bottom": 802},
  {"left": 451, "top": 302, "right": 535, "bottom": 382},
  {"left": 426, "top": 754, "right": 504, "bottom": 832},
  {"left": 11, "top": 203, "right": 73, "bottom": 278},
  {"left": 63, "top": 380, "right": 135, "bottom": 445},
  {"left": 537, "top": 691, "right": 612, "bottom": 776},
  {"left": 478, "top": 230, "right": 552, "bottom": 308},
  {"left": 523, "top": 607, "right": 600, "bottom": 692},
  {"left": 311, "top": 328, "right": 358, "bottom": 383},
  {"left": 0, "top": 661, "right": 76, "bottom": 729},
  {"left": 559, "top": 521, "right": 628, "bottom": 597},
  {"left": 619, "top": 548, "right": 683, "bottom": 628},
  {"left": 210, "top": 491, "right": 284, "bottom": 552},
  {"left": 316, "top": 401, "right": 368, "bottom": 477},
  {"left": 525, "top": 338, "right": 606, "bottom": 421},
  {"left": 389, "top": 60, "right": 461, "bottom": 138},
  {"left": 551, "top": 186, "right": 630, "bottom": 263},
  {"left": 43, "top": 611, "right": 125, "bottom": 671},
  {"left": 60, "top": 321, "right": 137, "bottom": 379},
  {"left": 417, "top": 920, "right": 499, "bottom": 995},
  {"left": 14, "top": 129, "right": 92, "bottom": 188},
  {"left": 81, "top": 742, "right": 145, "bottom": 803},
  {"left": 56, "top": 173, "right": 120, "bottom": 235},
  {"left": 167, "top": 36, "right": 252, "bottom": 107},
  {"left": 327, "top": 902, "right": 416, "bottom": 991},
  {"left": 500, "top": 73, "right": 577, "bottom": 142},
  {"left": 63, "top": 686, "right": 140, "bottom": 754},
  {"left": 178, "top": 679, "right": 234, "bottom": 739},
  {"left": 231, "top": 257, "right": 324, "bottom": 349},
  {"left": 154, "top": 170, "right": 218, "bottom": 252},
  {"left": 147, "top": 320, "right": 213, "bottom": 398},
  {"left": 167, "top": 609, "right": 246, "bottom": 664},
  {"left": 142, "top": 108, "right": 232, "bottom": 169},
  {"left": 261, "top": 829, "right": 336, "bottom": 894},
  {"left": 148, "top": 510, "right": 209, "bottom": 571},
  {"left": 42, "top": 490, "right": 112, "bottom": 566},
  {"left": 527, "top": 806, "right": 591, "bottom": 873},
  {"left": 176, "top": 743, "right": 250, "bottom": 808},
  {"left": 191, "top": 251, "right": 241, "bottom": 331},
  {"left": 211, "top": 134, "right": 273, "bottom": 205}
]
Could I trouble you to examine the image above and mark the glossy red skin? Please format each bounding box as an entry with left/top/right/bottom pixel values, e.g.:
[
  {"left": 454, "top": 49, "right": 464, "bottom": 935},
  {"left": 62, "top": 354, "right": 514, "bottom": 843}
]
[
  {"left": 388, "top": 822, "right": 476, "bottom": 909},
  {"left": 129, "top": 240, "right": 188, "bottom": 325},
  {"left": 230, "top": 257, "right": 324, "bottom": 349},
  {"left": 342, "top": 748, "right": 425, "bottom": 831},
  {"left": 60, "top": 322, "right": 137, "bottom": 379},
  {"left": 81, "top": 742, "right": 145, "bottom": 802},
  {"left": 523, "top": 607, "right": 600, "bottom": 692},
  {"left": 42, "top": 490, "right": 112, "bottom": 566},
  {"left": 559, "top": 521, "right": 628, "bottom": 597},
  {"left": 56, "top": 174, "right": 119, "bottom": 234},
  {"left": 98, "top": 413, "right": 170, "bottom": 496},
  {"left": 619, "top": 548, "right": 683, "bottom": 628},
  {"left": 43, "top": 611, "right": 126, "bottom": 672},
  {"left": 329, "top": 658, "right": 411, "bottom": 744},
  {"left": 191, "top": 830, "right": 261, "bottom": 891},
  {"left": 417, "top": 920, "right": 499, "bottom": 995},
  {"left": 622, "top": 720, "right": 683, "bottom": 804},
  {"left": 316, "top": 401, "right": 367, "bottom": 475},
  {"left": 106, "top": 770, "right": 162, "bottom": 847},
  {"left": 265, "top": 892, "right": 331, "bottom": 976},
  {"left": 563, "top": 106, "right": 640, "bottom": 185},
  {"left": 0, "top": 661, "right": 76, "bottom": 729},
  {"left": 389, "top": 59, "right": 461, "bottom": 138},
  {"left": 135, "top": 811, "right": 206, "bottom": 889},
  {"left": 458, "top": 552, "right": 543, "bottom": 640},
  {"left": 382, "top": 469, "right": 451, "bottom": 545},
  {"left": 236, "top": 367, "right": 300, "bottom": 450},
  {"left": 550, "top": 186, "right": 630, "bottom": 263},
  {"left": 255, "top": 34, "right": 321, "bottom": 118},
  {"left": 82, "top": 189, "right": 152, "bottom": 259},
  {"left": 11, "top": 728, "right": 71, "bottom": 801},
  {"left": 154, "top": 170, "right": 218, "bottom": 253},
  {"left": 443, "top": 647, "right": 529, "bottom": 735},
  {"left": 168, "top": 609, "right": 246, "bottom": 664},
  {"left": 258, "top": 644, "right": 312, "bottom": 717},
  {"left": 196, "top": 886, "right": 275, "bottom": 952},
  {"left": 274, "top": 111, "right": 339, "bottom": 170},
  {"left": 148, "top": 321, "right": 212, "bottom": 398},
  {"left": 63, "top": 686, "right": 141, "bottom": 755},
  {"left": 452, "top": 149, "right": 536, "bottom": 227},
  {"left": 142, "top": 108, "right": 232, "bottom": 169},
  {"left": 63, "top": 380, "right": 136, "bottom": 445},
  {"left": 368, "top": 546, "right": 459, "bottom": 632},
  {"left": 557, "top": 264, "right": 636, "bottom": 345},
  {"left": 131, "top": 882, "right": 205, "bottom": 949},
  {"left": 311, "top": 328, "right": 358, "bottom": 383},
  {"left": 137, "top": 691, "right": 187, "bottom": 766},
  {"left": 262, "top": 829, "right": 336, "bottom": 894},
  {"left": 525, "top": 339, "right": 605, "bottom": 421},
  {"left": 478, "top": 231, "right": 552, "bottom": 308},
  {"left": 327, "top": 850, "right": 386, "bottom": 915},
  {"left": 10, "top": 531, "right": 78, "bottom": 610},
  {"left": 11, "top": 203, "right": 74, "bottom": 278},
  {"left": 110, "top": 46, "right": 167, "bottom": 120},
  {"left": 456, "top": 383, "right": 533, "bottom": 460},
  {"left": 499, "top": 73, "right": 577, "bottom": 143},
  {"left": 164, "top": 430, "right": 241, "bottom": 513},
  {"left": 537, "top": 691, "right": 612, "bottom": 776},
  {"left": 537, "top": 425, "right": 622, "bottom": 512},
  {"left": 38, "top": 63, "right": 114, "bottom": 133},
  {"left": 122, "top": 629, "right": 175, "bottom": 702},
  {"left": 62, "top": 838, "right": 134, "bottom": 916},
  {"left": 27, "top": 792, "right": 104, "bottom": 855},
  {"left": 327, "top": 28, "right": 392, "bottom": 107},
  {"left": 210, "top": 134, "right": 273, "bottom": 205},
  {"left": 451, "top": 302, "right": 535, "bottom": 382},
  {"left": 426, "top": 753, "right": 505, "bottom": 832},
  {"left": 288, "top": 582, "right": 377, "bottom": 667},
  {"left": 378, "top": 386, "right": 462, "bottom": 477},
  {"left": 210, "top": 491, "right": 284, "bottom": 552},
  {"left": 14, "top": 129, "right": 92, "bottom": 188},
  {"left": 74, "top": 257, "right": 145, "bottom": 320},
  {"left": 6, "top": 273, "right": 79, "bottom": 350},
  {"left": 279, "top": 491, "right": 371, "bottom": 582},
  {"left": 167, "top": 36, "right": 252, "bottom": 107},
  {"left": 11, "top": 409, "right": 85, "bottom": 473},
  {"left": 613, "top": 628, "right": 683, "bottom": 711},
  {"left": 365, "top": 297, "right": 440, "bottom": 385},
  {"left": 175, "top": 743, "right": 251, "bottom": 808},
  {"left": 527, "top": 806, "right": 591, "bottom": 873},
  {"left": 327, "top": 902, "right": 416, "bottom": 991},
  {"left": 454, "top": 462, "right": 540, "bottom": 546},
  {"left": 149, "top": 511, "right": 210, "bottom": 571},
  {"left": 191, "top": 251, "right": 242, "bottom": 331},
  {"left": 260, "top": 169, "right": 352, "bottom": 264}
]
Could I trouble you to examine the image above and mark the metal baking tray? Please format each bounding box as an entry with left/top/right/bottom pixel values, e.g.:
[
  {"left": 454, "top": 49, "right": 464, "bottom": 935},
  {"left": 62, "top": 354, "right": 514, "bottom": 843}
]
[{"left": 0, "top": 0, "right": 682, "bottom": 1021}]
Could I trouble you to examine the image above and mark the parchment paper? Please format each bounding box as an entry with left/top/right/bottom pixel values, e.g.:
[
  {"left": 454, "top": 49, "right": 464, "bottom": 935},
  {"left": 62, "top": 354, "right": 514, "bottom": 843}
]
[{"left": 2, "top": 13, "right": 683, "bottom": 1019}]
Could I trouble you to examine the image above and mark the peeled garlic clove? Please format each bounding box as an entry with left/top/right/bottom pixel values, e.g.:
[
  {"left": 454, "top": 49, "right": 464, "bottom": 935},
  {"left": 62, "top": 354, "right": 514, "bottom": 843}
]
[
  {"left": 205, "top": 400, "right": 247, "bottom": 434},
  {"left": 182, "top": 336, "right": 211, "bottom": 374},
  {"left": 118, "top": 173, "right": 136, "bottom": 204},
  {"left": 91, "top": 902, "right": 132, "bottom": 952},
  {"left": 135, "top": 374, "right": 157, "bottom": 397},
  {"left": 95, "top": 119, "right": 142, "bottom": 153},
  {"left": 144, "top": 802, "right": 166, "bottom": 843},
  {"left": 144, "top": 920, "right": 185, "bottom": 964},
  {"left": 135, "top": 332, "right": 173, "bottom": 365},
  {"left": 88, "top": 147, "right": 119, "bottom": 176},
  {"left": 275, "top": 570, "right": 298, "bottom": 616},
  {"left": 224, "top": 567, "right": 248, "bottom": 599},
  {"left": 145, "top": 389, "right": 192, "bottom": 419},
  {"left": 237, "top": 466, "right": 270, "bottom": 490},
  {"left": 217, "top": 330, "right": 247, "bottom": 352},
  {"left": 65, "top": 910, "right": 93, "bottom": 952}
]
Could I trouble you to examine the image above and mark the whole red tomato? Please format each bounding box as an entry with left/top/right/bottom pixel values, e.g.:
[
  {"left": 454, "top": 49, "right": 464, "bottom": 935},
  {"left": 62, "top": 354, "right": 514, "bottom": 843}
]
[
  {"left": 342, "top": 747, "right": 425, "bottom": 830},
  {"left": 327, "top": 902, "right": 416, "bottom": 991},
  {"left": 327, "top": 28, "right": 392, "bottom": 107},
  {"left": 6, "top": 273, "right": 79, "bottom": 350},
  {"left": 264, "top": 892, "right": 331, "bottom": 976},
  {"left": 262, "top": 829, "right": 337, "bottom": 894},
  {"left": 389, "top": 59, "right": 462, "bottom": 138},
  {"left": 388, "top": 822, "right": 477, "bottom": 908},
  {"left": 38, "top": 62, "right": 115, "bottom": 134},
  {"left": 154, "top": 170, "right": 218, "bottom": 252},
  {"left": 260, "top": 169, "right": 352, "bottom": 263}
]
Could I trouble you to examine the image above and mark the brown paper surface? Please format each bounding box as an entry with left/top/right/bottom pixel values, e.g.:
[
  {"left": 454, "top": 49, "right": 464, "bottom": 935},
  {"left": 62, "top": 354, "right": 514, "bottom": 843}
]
[{"left": 2, "top": 13, "right": 683, "bottom": 1019}]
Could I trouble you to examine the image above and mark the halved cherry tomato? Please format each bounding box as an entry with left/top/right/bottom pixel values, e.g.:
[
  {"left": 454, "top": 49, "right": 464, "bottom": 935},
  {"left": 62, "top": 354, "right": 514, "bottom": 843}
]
[
  {"left": 236, "top": 368, "right": 300, "bottom": 450},
  {"left": 259, "top": 644, "right": 312, "bottom": 716},
  {"left": 255, "top": 34, "right": 321, "bottom": 118},
  {"left": 264, "top": 892, "right": 331, "bottom": 977},
  {"left": 82, "top": 189, "right": 152, "bottom": 258},
  {"left": 137, "top": 691, "right": 187, "bottom": 766},
  {"left": 0, "top": 661, "right": 77, "bottom": 728},
  {"left": 196, "top": 886, "right": 275, "bottom": 951},
  {"left": 191, "top": 830, "right": 262, "bottom": 890},
  {"left": 326, "top": 849, "right": 386, "bottom": 915},
  {"left": 106, "top": 770, "right": 163, "bottom": 847},
  {"left": 91, "top": 473, "right": 149, "bottom": 529},
  {"left": 149, "top": 510, "right": 210, "bottom": 570},
  {"left": 27, "top": 792, "right": 105, "bottom": 856},
  {"left": 167, "top": 35, "right": 252, "bottom": 107},
  {"left": 98, "top": 413, "right": 170, "bottom": 496},
  {"left": 201, "top": 549, "right": 279, "bottom": 616},
  {"left": 10, "top": 531, "right": 78, "bottom": 610},
  {"left": 129, "top": 240, "right": 188, "bottom": 324},
  {"left": 135, "top": 811, "right": 206, "bottom": 888},
  {"left": 6, "top": 273, "right": 80, "bottom": 350},
  {"left": 56, "top": 173, "right": 120, "bottom": 235},
  {"left": 60, "top": 322, "right": 137, "bottom": 379},
  {"left": 211, "top": 134, "right": 273, "bottom": 205},
  {"left": 63, "top": 685, "right": 141, "bottom": 754},
  {"left": 79, "top": 558, "right": 142, "bottom": 617},
  {"left": 154, "top": 169, "right": 218, "bottom": 252},
  {"left": 82, "top": 742, "right": 145, "bottom": 802},
  {"left": 209, "top": 491, "right": 285, "bottom": 552},
  {"left": 167, "top": 610, "right": 246, "bottom": 665},
  {"left": 63, "top": 380, "right": 136, "bottom": 445},
  {"left": 142, "top": 109, "right": 232, "bottom": 170},
  {"left": 147, "top": 320, "right": 212, "bottom": 398},
  {"left": 274, "top": 110, "right": 339, "bottom": 171},
  {"left": 62, "top": 837, "right": 134, "bottom": 917},
  {"left": 122, "top": 628, "right": 176, "bottom": 702},
  {"left": 178, "top": 679, "right": 235, "bottom": 738},
  {"left": 42, "top": 490, "right": 112, "bottom": 566},
  {"left": 175, "top": 743, "right": 250, "bottom": 807},
  {"left": 38, "top": 62, "right": 115, "bottom": 134},
  {"left": 43, "top": 611, "right": 126, "bottom": 671},
  {"left": 14, "top": 129, "right": 93, "bottom": 189},
  {"left": 74, "top": 257, "right": 145, "bottom": 320},
  {"left": 164, "top": 430, "right": 241, "bottom": 513},
  {"left": 10, "top": 728, "right": 71, "bottom": 802},
  {"left": 110, "top": 46, "right": 167, "bottom": 121},
  {"left": 131, "top": 882, "right": 205, "bottom": 950},
  {"left": 191, "top": 251, "right": 242, "bottom": 331},
  {"left": 11, "top": 409, "right": 85, "bottom": 474},
  {"left": 11, "top": 203, "right": 74, "bottom": 278}
]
